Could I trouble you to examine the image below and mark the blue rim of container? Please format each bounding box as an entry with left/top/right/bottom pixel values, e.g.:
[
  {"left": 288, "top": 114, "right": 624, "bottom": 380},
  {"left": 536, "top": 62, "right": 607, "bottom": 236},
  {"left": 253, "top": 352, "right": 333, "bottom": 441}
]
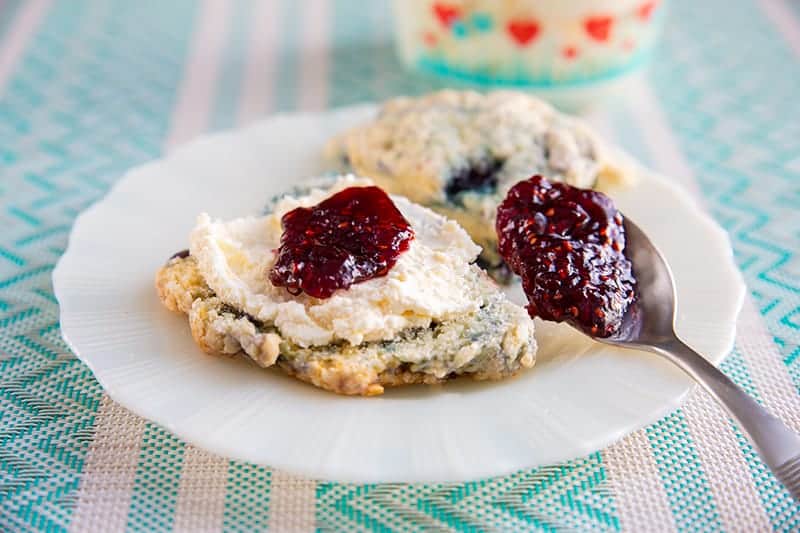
[{"left": 414, "top": 47, "right": 655, "bottom": 90}]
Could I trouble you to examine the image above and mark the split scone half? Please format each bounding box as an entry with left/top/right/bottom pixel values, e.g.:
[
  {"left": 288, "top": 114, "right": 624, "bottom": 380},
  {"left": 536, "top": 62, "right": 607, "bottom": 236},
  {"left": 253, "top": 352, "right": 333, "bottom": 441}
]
[
  {"left": 156, "top": 176, "right": 536, "bottom": 396},
  {"left": 325, "top": 90, "right": 633, "bottom": 279}
]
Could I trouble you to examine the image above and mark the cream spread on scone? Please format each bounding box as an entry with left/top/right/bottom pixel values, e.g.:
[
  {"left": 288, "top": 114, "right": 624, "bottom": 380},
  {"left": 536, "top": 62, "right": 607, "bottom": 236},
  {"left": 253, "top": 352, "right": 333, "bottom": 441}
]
[{"left": 189, "top": 176, "right": 484, "bottom": 347}]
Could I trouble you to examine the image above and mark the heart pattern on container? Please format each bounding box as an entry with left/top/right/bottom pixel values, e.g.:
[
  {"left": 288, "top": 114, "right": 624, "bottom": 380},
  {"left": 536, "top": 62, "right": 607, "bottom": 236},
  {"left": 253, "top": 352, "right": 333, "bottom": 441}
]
[
  {"left": 562, "top": 46, "right": 579, "bottom": 60},
  {"left": 415, "top": 2, "right": 657, "bottom": 82},
  {"left": 637, "top": 1, "right": 657, "bottom": 21},
  {"left": 507, "top": 19, "right": 540, "bottom": 46},
  {"left": 584, "top": 16, "right": 613, "bottom": 42},
  {"left": 433, "top": 3, "right": 461, "bottom": 28}
]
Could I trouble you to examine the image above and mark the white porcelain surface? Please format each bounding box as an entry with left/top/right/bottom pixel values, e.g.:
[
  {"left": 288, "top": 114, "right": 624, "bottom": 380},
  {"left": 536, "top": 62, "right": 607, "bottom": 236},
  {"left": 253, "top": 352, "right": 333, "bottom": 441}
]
[{"left": 53, "top": 105, "right": 745, "bottom": 483}]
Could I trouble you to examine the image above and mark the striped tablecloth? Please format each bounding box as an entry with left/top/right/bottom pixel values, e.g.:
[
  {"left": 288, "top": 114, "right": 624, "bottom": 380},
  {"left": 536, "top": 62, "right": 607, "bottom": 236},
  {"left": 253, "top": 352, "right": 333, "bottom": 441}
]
[{"left": 1, "top": 0, "right": 799, "bottom": 530}]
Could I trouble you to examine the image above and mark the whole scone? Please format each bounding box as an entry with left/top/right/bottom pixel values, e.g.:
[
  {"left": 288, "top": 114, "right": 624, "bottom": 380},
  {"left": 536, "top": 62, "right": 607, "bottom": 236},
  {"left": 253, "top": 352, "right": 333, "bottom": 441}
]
[
  {"left": 326, "top": 90, "right": 633, "bottom": 277},
  {"left": 156, "top": 176, "right": 537, "bottom": 396}
]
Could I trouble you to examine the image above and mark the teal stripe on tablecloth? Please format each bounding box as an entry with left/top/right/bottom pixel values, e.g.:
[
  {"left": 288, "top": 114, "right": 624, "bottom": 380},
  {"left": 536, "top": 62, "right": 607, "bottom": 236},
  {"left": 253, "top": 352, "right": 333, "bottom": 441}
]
[
  {"left": 657, "top": 3, "right": 800, "bottom": 389},
  {"left": 315, "top": 454, "right": 620, "bottom": 532},
  {"left": 0, "top": 0, "right": 200, "bottom": 529},
  {"left": 358, "top": 0, "right": 401, "bottom": 102},
  {"left": 0, "top": 0, "right": 89, "bottom": 528},
  {"left": 651, "top": 0, "right": 800, "bottom": 393},
  {"left": 125, "top": 424, "right": 186, "bottom": 532},
  {"left": 722, "top": 349, "right": 764, "bottom": 405},
  {"left": 328, "top": 0, "right": 368, "bottom": 107},
  {"left": 210, "top": 0, "right": 253, "bottom": 130},
  {"left": 328, "top": 0, "right": 435, "bottom": 107},
  {"left": 0, "top": 0, "right": 24, "bottom": 40},
  {"left": 273, "top": 0, "right": 301, "bottom": 111},
  {"left": 221, "top": 462, "right": 271, "bottom": 532},
  {"left": 646, "top": 412, "right": 724, "bottom": 532}
]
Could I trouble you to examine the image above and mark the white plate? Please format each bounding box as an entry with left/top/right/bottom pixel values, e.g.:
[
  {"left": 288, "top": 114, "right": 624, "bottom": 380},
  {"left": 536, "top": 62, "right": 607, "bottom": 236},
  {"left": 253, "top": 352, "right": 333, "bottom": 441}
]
[{"left": 53, "top": 105, "right": 745, "bottom": 483}]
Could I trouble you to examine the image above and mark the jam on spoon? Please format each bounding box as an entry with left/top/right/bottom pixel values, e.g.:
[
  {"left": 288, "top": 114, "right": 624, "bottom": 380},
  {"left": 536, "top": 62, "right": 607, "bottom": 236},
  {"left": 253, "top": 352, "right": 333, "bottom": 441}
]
[
  {"left": 269, "top": 186, "right": 414, "bottom": 299},
  {"left": 496, "top": 175, "right": 635, "bottom": 337}
]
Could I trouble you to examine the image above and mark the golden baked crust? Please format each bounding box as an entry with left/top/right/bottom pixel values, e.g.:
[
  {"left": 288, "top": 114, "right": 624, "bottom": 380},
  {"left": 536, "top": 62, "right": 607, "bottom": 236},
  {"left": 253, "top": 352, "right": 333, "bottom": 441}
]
[
  {"left": 155, "top": 254, "right": 213, "bottom": 313},
  {"left": 156, "top": 255, "right": 536, "bottom": 396}
]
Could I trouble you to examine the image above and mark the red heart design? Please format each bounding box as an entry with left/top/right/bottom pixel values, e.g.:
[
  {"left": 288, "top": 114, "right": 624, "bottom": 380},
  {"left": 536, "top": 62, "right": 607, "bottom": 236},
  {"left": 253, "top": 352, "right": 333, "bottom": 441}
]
[
  {"left": 637, "top": 1, "right": 657, "bottom": 21},
  {"left": 423, "top": 31, "right": 437, "bottom": 47},
  {"left": 507, "top": 19, "right": 540, "bottom": 46},
  {"left": 584, "top": 16, "right": 613, "bottom": 42},
  {"left": 433, "top": 3, "right": 461, "bottom": 28}
]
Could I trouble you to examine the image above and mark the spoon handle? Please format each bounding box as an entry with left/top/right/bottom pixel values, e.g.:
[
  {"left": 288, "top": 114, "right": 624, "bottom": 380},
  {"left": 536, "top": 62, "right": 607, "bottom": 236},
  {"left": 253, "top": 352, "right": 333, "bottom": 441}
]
[{"left": 653, "top": 337, "right": 800, "bottom": 501}]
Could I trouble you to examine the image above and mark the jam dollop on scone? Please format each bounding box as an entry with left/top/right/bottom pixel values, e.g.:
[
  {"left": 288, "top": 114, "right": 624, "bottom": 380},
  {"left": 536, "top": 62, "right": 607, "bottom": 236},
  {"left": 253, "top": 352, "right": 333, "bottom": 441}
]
[
  {"left": 269, "top": 186, "right": 414, "bottom": 298},
  {"left": 326, "top": 90, "right": 632, "bottom": 279},
  {"left": 156, "top": 176, "right": 536, "bottom": 396},
  {"left": 496, "top": 175, "right": 635, "bottom": 337}
]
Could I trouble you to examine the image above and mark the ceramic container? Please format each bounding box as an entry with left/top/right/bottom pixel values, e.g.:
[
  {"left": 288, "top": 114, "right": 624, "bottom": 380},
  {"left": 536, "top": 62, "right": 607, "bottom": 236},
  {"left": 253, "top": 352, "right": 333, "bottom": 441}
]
[{"left": 393, "top": 0, "right": 666, "bottom": 107}]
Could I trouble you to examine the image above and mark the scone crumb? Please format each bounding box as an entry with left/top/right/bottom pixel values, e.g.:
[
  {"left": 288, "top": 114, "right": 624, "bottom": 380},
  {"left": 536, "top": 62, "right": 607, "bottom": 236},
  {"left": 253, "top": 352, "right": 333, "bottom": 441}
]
[
  {"left": 365, "top": 383, "right": 384, "bottom": 396},
  {"left": 253, "top": 333, "right": 282, "bottom": 367},
  {"left": 189, "top": 297, "right": 227, "bottom": 354},
  {"left": 453, "top": 343, "right": 480, "bottom": 371}
]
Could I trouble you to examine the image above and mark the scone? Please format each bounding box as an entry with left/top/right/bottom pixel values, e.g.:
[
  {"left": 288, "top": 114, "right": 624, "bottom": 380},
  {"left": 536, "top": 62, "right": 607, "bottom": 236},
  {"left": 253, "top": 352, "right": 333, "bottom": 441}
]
[
  {"left": 325, "top": 90, "right": 632, "bottom": 278},
  {"left": 156, "top": 176, "right": 536, "bottom": 396}
]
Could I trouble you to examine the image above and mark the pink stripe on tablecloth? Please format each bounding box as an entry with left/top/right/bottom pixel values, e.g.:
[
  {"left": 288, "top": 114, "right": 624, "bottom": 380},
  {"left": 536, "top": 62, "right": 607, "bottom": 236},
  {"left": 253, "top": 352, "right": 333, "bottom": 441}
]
[
  {"left": 165, "top": 0, "right": 233, "bottom": 149},
  {"left": 603, "top": 429, "right": 677, "bottom": 532},
  {"left": 173, "top": 446, "right": 230, "bottom": 533},
  {"left": 617, "top": 77, "right": 699, "bottom": 194},
  {"left": 0, "top": 0, "right": 51, "bottom": 94},
  {"left": 70, "top": 398, "right": 148, "bottom": 533},
  {"left": 758, "top": 0, "right": 800, "bottom": 58},
  {"left": 266, "top": 470, "right": 317, "bottom": 533},
  {"left": 297, "top": 0, "right": 329, "bottom": 111},
  {"left": 237, "top": 0, "right": 280, "bottom": 124},
  {"left": 681, "top": 391, "right": 772, "bottom": 532}
]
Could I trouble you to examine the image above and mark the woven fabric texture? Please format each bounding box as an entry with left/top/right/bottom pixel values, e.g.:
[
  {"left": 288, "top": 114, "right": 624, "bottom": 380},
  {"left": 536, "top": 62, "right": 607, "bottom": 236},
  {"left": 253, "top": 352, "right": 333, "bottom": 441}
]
[{"left": 1, "top": 0, "right": 799, "bottom": 531}]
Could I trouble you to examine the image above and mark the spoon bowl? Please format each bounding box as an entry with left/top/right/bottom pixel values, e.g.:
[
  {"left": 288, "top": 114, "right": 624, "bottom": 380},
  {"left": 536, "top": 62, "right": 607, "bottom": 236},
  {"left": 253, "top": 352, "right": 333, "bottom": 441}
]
[{"left": 605, "top": 218, "right": 677, "bottom": 346}]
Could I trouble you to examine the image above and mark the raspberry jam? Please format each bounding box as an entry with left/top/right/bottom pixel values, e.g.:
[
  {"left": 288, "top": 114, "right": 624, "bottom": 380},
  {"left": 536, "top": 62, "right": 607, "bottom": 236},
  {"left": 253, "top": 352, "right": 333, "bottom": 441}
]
[
  {"left": 269, "top": 186, "right": 414, "bottom": 299},
  {"left": 496, "top": 175, "right": 635, "bottom": 337}
]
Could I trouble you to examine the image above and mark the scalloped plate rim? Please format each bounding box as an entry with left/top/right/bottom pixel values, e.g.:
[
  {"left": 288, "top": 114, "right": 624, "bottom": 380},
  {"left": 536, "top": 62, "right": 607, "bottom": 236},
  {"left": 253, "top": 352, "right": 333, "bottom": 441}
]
[{"left": 53, "top": 104, "right": 745, "bottom": 483}]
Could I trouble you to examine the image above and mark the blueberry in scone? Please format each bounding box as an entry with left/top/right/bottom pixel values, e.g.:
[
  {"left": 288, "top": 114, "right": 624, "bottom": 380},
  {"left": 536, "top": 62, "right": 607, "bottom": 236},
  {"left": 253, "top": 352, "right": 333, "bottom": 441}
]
[
  {"left": 156, "top": 175, "right": 536, "bottom": 396},
  {"left": 325, "top": 90, "right": 633, "bottom": 279}
]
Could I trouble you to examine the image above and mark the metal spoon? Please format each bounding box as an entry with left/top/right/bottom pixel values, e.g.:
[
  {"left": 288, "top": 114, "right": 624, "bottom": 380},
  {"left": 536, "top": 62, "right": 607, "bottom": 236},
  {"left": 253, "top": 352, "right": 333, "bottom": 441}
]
[{"left": 591, "top": 218, "right": 800, "bottom": 501}]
